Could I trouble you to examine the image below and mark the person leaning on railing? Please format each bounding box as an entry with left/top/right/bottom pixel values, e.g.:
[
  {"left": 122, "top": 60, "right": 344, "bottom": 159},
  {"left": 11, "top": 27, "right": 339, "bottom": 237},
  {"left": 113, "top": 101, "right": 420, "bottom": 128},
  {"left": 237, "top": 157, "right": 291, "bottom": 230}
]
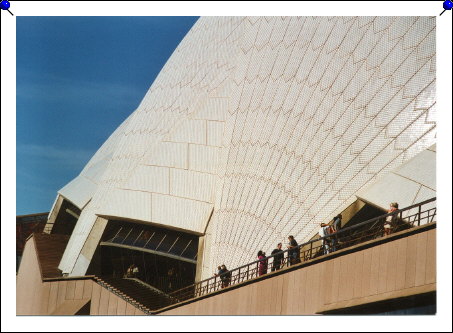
[
  {"left": 214, "top": 266, "right": 222, "bottom": 286},
  {"left": 319, "top": 223, "right": 332, "bottom": 254},
  {"left": 257, "top": 251, "right": 268, "bottom": 276},
  {"left": 215, "top": 264, "right": 231, "bottom": 288},
  {"left": 331, "top": 214, "right": 342, "bottom": 252},
  {"left": 124, "top": 264, "right": 134, "bottom": 278},
  {"left": 287, "top": 236, "right": 301, "bottom": 265},
  {"left": 384, "top": 202, "right": 399, "bottom": 236},
  {"left": 271, "top": 243, "right": 284, "bottom": 271},
  {"left": 132, "top": 264, "right": 139, "bottom": 278}
]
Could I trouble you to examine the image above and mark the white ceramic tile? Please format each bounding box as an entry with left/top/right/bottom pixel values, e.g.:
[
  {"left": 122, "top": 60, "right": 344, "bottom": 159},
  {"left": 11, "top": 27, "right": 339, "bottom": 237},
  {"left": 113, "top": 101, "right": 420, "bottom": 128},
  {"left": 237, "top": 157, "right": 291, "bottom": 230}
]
[
  {"left": 122, "top": 165, "right": 170, "bottom": 194},
  {"left": 98, "top": 189, "right": 152, "bottom": 223},
  {"left": 188, "top": 144, "right": 221, "bottom": 174},
  {"left": 170, "top": 168, "right": 216, "bottom": 203},
  {"left": 393, "top": 150, "right": 436, "bottom": 190},
  {"left": 151, "top": 193, "right": 213, "bottom": 234}
]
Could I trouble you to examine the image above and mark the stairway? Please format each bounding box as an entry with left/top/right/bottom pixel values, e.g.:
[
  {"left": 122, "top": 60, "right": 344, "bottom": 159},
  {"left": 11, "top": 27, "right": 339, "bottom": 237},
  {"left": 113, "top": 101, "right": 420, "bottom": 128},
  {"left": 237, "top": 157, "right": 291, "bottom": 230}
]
[{"left": 94, "top": 277, "right": 175, "bottom": 313}]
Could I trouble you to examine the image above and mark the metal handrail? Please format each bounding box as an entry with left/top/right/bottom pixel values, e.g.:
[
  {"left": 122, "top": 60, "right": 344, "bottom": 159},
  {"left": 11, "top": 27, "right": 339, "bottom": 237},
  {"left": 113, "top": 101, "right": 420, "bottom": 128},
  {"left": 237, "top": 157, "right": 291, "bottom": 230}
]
[
  {"left": 166, "top": 197, "right": 436, "bottom": 304},
  {"left": 93, "top": 277, "right": 153, "bottom": 315}
]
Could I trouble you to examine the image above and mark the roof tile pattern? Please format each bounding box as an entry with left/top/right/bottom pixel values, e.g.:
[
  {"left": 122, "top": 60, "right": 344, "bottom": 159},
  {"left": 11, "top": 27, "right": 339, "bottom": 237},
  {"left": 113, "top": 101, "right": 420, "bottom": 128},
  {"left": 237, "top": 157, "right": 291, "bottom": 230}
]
[{"left": 56, "top": 17, "right": 436, "bottom": 280}]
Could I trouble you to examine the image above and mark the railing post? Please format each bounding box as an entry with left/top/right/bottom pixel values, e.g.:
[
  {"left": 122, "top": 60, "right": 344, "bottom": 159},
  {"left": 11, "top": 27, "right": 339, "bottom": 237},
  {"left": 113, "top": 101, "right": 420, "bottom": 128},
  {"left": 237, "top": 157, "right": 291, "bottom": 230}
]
[
  {"left": 310, "top": 242, "right": 313, "bottom": 260},
  {"left": 418, "top": 204, "right": 422, "bottom": 226},
  {"left": 238, "top": 268, "right": 241, "bottom": 283},
  {"left": 430, "top": 208, "right": 436, "bottom": 223}
]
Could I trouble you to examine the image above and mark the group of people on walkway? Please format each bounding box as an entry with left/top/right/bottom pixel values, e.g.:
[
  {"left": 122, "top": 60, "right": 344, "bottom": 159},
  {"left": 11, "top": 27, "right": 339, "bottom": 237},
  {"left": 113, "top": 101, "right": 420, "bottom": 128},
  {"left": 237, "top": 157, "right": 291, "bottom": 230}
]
[
  {"left": 318, "top": 202, "right": 400, "bottom": 254},
  {"left": 215, "top": 202, "right": 400, "bottom": 288},
  {"left": 256, "top": 235, "right": 302, "bottom": 276},
  {"left": 214, "top": 234, "right": 302, "bottom": 288},
  {"left": 257, "top": 212, "right": 345, "bottom": 275}
]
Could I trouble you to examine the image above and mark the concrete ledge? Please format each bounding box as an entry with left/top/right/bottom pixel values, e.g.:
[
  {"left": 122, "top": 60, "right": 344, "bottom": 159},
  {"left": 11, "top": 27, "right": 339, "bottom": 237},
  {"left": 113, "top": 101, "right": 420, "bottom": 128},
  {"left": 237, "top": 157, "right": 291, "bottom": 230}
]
[
  {"left": 317, "top": 283, "right": 436, "bottom": 314},
  {"left": 154, "top": 223, "right": 436, "bottom": 314},
  {"left": 43, "top": 275, "right": 96, "bottom": 282}
]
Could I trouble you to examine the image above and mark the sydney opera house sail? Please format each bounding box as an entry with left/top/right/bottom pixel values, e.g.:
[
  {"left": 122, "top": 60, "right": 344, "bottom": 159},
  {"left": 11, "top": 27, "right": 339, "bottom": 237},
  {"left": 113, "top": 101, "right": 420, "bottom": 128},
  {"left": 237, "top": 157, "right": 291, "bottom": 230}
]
[{"left": 44, "top": 16, "right": 435, "bottom": 283}]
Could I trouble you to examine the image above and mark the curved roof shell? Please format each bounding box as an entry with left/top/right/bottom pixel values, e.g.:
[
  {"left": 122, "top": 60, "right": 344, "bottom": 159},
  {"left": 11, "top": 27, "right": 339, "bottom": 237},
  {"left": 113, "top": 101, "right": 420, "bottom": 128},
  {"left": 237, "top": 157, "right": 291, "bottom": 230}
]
[{"left": 56, "top": 17, "right": 436, "bottom": 278}]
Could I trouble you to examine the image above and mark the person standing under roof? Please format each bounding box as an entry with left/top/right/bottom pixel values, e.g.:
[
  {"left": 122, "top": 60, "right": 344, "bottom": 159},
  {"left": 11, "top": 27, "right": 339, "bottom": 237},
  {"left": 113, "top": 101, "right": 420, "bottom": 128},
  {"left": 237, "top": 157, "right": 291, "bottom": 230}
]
[
  {"left": 319, "top": 223, "right": 332, "bottom": 255},
  {"left": 218, "top": 264, "right": 231, "bottom": 288},
  {"left": 271, "top": 243, "right": 284, "bottom": 272},
  {"left": 331, "top": 214, "right": 342, "bottom": 252},
  {"left": 384, "top": 202, "right": 399, "bottom": 236},
  {"left": 257, "top": 251, "right": 268, "bottom": 276},
  {"left": 132, "top": 264, "right": 139, "bottom": 278},
  {"left": 287, "top": 236, "right": 300, "bottom": 265}
]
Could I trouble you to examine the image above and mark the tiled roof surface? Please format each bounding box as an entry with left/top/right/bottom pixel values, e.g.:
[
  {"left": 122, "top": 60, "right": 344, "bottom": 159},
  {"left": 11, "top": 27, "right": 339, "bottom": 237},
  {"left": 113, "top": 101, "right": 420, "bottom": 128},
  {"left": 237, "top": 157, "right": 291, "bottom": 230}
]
[
  {"left": 58, "top": 17, "right": 436, "bottom": 279},
  {"left": 33, "top": 233, "right": 70, "bottom": 279}
]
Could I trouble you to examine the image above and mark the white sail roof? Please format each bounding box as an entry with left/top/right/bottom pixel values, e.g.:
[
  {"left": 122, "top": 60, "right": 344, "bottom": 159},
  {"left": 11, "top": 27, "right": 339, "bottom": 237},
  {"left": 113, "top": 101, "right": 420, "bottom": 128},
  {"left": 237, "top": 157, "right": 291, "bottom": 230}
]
[{"left": 56, "top": 17, "right": 436, "bottom": 278}]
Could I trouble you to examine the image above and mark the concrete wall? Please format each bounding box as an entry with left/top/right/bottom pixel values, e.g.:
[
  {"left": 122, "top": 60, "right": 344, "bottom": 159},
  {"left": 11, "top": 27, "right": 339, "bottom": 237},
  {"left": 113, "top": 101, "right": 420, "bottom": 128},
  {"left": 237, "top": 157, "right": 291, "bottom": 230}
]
[
  {"left": 16, "top": 236, "right": 146, "bottom": 315},
  {"left": 89, "top": 282, "right": 146, "bottom": 315},
  {"left": 16, "top": 237, "right": 47, "bottom": 315},
  {"left": 159, "top": 227, "right": 436, "bottom": 315},
  {"left": 44, "top": 279, "right": 92, "bottom": 315}
]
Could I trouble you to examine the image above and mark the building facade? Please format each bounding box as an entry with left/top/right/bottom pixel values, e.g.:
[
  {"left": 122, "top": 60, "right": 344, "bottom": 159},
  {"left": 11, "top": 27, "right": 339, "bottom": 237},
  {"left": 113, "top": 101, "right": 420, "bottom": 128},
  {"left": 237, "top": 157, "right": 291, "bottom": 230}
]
[{"left": 36, "top": 17, "right": 435, "bottom": 298}]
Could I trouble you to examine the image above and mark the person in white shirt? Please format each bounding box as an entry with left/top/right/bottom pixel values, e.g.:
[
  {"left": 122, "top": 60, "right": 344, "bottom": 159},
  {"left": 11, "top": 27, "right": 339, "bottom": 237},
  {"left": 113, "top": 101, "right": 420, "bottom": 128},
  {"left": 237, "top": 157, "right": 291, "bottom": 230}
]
[
  {"left": 132, "top": 264, "right": 139, "bottom": 277},
  {"left": 319, "top": 223, "right": 331, "bottom": 254},
  {"left": 384, "top": 202, "right": 398, "bottom": 236}
]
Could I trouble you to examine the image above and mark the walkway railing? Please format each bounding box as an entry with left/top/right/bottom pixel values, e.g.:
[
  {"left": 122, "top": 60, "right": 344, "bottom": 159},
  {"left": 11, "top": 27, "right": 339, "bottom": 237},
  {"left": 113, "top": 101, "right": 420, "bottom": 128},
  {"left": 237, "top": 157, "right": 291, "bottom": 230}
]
[{"left": 166, "top": 198, "right": 436, "bottom": 305}]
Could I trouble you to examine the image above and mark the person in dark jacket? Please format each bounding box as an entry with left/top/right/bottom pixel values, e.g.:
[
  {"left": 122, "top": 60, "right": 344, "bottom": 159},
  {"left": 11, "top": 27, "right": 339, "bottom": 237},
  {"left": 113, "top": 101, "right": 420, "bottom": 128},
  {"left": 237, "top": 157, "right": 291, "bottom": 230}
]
[
  {"left": 218, "top": 264, "right": 231, "bottom": 288},
  {"left": 331, "top": 214, "right": 342, "bottom": 251},
  {"left": 271, "top": 243, "right": 284, "bottom": 271}
]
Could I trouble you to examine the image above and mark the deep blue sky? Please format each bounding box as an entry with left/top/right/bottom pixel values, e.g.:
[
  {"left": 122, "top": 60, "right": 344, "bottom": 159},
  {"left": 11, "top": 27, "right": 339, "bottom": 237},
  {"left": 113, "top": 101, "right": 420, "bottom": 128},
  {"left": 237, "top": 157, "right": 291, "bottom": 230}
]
[{"left": 16, "top": 17, "right": 199, "bottom": 215}]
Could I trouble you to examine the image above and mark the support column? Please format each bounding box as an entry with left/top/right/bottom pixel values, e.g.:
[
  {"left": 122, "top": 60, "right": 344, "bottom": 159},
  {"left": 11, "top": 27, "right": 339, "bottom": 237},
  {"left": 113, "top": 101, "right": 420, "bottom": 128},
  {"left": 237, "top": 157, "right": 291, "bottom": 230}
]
[
  {"left": 70, "top": 216, "right": 108, "bottom": 276},
  {"left": 43, "top": 195, "right": 64, "bottom": 234}
]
